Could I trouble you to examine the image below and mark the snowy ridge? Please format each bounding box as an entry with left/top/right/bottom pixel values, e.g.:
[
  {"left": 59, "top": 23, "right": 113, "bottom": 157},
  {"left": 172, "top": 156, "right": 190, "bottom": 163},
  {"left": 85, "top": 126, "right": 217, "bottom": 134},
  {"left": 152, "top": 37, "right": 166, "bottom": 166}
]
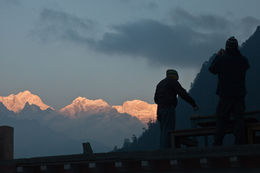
[{"left": 0, "top": 90, "right": 52, "bottom": 113}]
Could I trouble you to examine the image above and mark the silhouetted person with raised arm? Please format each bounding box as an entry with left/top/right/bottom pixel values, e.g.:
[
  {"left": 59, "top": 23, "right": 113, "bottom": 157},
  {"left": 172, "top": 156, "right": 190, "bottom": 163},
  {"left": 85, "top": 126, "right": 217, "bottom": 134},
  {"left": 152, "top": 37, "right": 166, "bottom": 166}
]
[
  {"left": 154, "top": 69, "right": 199, "bottom": 149},
  {"left": 209, "top": 37, "right": 250, "bottom": 145}
]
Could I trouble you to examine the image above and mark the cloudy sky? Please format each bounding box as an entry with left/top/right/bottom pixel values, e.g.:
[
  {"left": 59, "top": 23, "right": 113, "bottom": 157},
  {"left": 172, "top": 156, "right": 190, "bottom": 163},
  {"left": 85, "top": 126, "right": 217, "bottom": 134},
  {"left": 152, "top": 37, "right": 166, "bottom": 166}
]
[{"left": 0, "top": 0, "right": 259, "bottom": 109}]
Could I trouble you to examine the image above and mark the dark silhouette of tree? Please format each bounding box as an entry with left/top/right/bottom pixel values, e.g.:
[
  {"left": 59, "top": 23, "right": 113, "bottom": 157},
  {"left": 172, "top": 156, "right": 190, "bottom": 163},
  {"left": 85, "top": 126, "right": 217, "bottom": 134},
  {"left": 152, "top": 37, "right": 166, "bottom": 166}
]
[{"left": 116, "top": 121, "right": 160, "bottom": 151}]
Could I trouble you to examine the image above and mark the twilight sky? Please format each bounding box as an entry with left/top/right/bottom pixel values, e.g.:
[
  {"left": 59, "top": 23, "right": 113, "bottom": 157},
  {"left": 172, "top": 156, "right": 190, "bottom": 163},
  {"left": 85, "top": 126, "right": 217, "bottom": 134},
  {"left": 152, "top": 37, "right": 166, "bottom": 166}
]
[{"left": 0, "top": 0, "right": 259, "bottom": 109}]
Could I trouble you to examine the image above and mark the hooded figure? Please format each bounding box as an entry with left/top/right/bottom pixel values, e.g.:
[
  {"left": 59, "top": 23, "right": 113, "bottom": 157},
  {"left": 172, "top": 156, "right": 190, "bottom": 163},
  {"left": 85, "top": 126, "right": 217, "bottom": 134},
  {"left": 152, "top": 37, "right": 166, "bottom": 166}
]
[
  {"left": 209, "top": 36, "right": 250, "bottom": 145},
  {"left": 154, "top": 69, "right": 199, "bottom": 148}
]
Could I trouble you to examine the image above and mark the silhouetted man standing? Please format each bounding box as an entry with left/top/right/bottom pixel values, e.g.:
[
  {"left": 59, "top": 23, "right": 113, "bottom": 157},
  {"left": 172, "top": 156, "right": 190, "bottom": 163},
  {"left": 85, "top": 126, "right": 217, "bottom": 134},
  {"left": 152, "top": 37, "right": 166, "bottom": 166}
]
[
  {"left": 154, "top": 69, "right": 199, "bottom": 149},
  {"left": 209, "top": 37, "right": 250, "bottom": 145}
]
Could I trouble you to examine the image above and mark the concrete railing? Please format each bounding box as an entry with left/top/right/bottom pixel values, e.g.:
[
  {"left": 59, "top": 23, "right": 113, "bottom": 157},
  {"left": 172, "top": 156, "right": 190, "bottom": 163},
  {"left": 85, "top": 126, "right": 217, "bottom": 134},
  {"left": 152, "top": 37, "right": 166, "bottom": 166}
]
[{"left": 12, "top": 145, "right": 260, "bottom": 173}]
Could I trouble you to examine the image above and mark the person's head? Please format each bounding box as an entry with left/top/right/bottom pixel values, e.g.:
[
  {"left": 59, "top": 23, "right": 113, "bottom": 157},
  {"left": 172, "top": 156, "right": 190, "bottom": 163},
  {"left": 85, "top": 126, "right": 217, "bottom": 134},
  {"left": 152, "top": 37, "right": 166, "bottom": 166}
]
[
  {"left": 166, "top": 69, "right": 179, "bottom": 80},
  {"left": 225, "top": 36, "right": 238, "bottom": 51}
]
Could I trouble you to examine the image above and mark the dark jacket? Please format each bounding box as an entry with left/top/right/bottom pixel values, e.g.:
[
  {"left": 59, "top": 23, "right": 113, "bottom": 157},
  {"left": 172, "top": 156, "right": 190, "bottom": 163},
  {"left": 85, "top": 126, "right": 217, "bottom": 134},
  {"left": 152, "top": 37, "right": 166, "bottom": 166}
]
[
  {"left": 209, "top": 50, "right": 250, "bottom": 98},
  {"left": 154, "top": 77, "right": 197, "bottom": 109}
]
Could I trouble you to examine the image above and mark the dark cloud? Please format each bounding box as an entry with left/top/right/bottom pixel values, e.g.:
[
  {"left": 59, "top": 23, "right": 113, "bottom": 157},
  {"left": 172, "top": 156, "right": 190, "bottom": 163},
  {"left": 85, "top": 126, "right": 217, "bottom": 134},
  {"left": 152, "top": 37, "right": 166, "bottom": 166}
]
[
  {"left": 89, "top": 9, "right": 259, "bottom": 67},
  {"left": 90, "top": 20, "right": 225, "bottom": 67},
  {"left": 171, "top": 8, "right": 231, "bottom": 32},
  {"left": 239, "top": 16, "right": 260, "bottom": 37},
  {"left": 34, "top": 8, "right": 96, "bottom": 42},
  {"left": 35, "top": 8, "right": 260, "bottom": 67},
  {"left": 241, "top": 16, "right": 260, "bottom": 26}
]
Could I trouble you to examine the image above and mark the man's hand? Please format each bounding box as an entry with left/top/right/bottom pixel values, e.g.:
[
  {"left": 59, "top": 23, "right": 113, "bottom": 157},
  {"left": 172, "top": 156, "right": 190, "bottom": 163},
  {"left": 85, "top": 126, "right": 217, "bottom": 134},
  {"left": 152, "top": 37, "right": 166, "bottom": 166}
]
[
  {"left": 193, "top": 105, "right": 199, "bottom": 111},
  {"left": 217, "top": 48, "right": 225, "bottom": 56}
]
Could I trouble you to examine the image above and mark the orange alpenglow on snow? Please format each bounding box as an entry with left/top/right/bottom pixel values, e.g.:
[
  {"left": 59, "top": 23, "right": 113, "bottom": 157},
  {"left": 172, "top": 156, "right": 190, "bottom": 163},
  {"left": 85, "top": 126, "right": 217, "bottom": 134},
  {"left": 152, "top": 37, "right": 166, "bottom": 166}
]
[
  {"left": 112, "top": 100, "right": 157, "bottom": 124},
  {"left": 59, "top": 97, "right": 157, "bottom": 124},
  {"left": 0, "top": 90, "right": 52, "bottom": 113},
  {"left": 0, "top": 90, "right": 158, "bottom": 124},
  {"left": 59, "top": 97, "right": 111, "bottom": 118}
]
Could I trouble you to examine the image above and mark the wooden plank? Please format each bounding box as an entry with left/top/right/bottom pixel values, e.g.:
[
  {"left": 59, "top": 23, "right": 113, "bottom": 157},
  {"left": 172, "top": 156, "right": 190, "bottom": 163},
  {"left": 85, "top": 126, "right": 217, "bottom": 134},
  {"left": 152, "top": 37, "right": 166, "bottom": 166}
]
[
  {"left": 190, "top": 110, "right": 260, "bottom": 121},
  {"left": 190, "top": 115, "right": 215, "bottom": 120},
  {"left": 170, "top": 126, "right": 236, "bottom": 148},
  {"left": 171, "top": 122, "right": 260, "bottom": 148},
  {"left": 170, "top": 128, "right": 216, "bottom": 137},
  {"left": 170, "top": 128, "right": 216, "bottom": 148},
  {"left": 247, "top": 123, "right": 260, "bottom": 144}
]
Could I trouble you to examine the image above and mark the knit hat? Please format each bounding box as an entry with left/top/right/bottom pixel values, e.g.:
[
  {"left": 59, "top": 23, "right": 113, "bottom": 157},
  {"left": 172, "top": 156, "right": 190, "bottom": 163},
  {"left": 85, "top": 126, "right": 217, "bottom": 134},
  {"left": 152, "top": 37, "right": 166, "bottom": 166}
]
[
  {"left": 166, "top": 69, "right": 179, "bottom": 80},
  {"left": 226, "top": 36, "right": 238, "bottom": 49}
]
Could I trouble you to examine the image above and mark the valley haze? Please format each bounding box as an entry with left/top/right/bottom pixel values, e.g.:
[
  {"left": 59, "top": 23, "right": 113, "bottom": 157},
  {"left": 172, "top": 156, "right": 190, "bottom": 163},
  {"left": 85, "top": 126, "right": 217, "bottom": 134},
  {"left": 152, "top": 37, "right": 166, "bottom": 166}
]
[{"left": 0, "top": 90, "right": 156, "bottom": 158}]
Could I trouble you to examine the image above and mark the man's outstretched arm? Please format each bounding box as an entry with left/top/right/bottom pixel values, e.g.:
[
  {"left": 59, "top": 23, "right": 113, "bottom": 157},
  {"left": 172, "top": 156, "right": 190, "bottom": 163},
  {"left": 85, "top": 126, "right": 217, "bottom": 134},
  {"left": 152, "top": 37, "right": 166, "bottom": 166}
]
[{"left": 175, "top": 81, "right": 199, "bottom": 110}]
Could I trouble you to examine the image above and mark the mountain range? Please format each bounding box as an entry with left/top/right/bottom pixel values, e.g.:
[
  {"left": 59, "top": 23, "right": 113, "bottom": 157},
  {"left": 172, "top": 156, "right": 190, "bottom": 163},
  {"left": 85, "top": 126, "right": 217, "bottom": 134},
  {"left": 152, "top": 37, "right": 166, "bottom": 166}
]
[
  {"left": 0, "top": 90, "right": 156, "bottom": 158},
  {"left": 0, "top": 90, "right": 156, "bottom": 123}
]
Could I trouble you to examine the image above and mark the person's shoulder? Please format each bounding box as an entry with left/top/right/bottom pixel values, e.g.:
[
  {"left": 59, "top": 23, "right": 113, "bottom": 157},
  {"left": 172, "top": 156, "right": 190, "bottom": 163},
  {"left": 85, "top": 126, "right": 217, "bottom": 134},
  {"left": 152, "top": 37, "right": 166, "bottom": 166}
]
[
  {"left": 163, "top": 77, "right": 177, "bottom": 84},
  {"left": 241, "top": 55, "right": 250, "bottom": 68},
  {"left": 241, "top": 55, "right": 249, "bottom": 61},
  {"left": 212, "top": 53, "right": 225, "bottom": 65},
  {"left": 238, "top": 53, "right": 249, "bottom": 62},
  {"left": 168, "top": 78, "right": 180, "bottom": 87},
  {"left": 161, "top": 77, "right": 168, "bottom": 82},
  {"left": 216, "top": 52, "right": 227, "bottom": 60},
  {"left": 157, "top": 78, "right": 167, "bottom": 85}
]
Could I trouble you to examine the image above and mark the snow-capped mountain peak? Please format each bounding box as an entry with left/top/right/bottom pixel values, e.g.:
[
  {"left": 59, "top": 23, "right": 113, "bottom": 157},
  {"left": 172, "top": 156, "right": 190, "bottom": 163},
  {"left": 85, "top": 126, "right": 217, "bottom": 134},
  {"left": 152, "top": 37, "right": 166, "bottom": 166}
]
[
  {"left": 59, "top": 96, "right": 111, "bottom": 117},
  {"left": 0, "top": 90, "right": 52, "bottom": 113},
  {"left": 113, "top": 100, "right": 157, "bottom": 124},
  {"left": 0, "top": 91, "right": 157, "bottom": 124}
]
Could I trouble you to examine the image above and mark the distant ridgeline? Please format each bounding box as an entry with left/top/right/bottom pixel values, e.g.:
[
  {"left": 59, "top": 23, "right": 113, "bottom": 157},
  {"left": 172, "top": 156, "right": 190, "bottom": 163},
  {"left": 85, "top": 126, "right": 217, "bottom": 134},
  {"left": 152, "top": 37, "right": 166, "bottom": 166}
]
[{"left": 118, "top": 26, "right": 260, "bottom": 151}]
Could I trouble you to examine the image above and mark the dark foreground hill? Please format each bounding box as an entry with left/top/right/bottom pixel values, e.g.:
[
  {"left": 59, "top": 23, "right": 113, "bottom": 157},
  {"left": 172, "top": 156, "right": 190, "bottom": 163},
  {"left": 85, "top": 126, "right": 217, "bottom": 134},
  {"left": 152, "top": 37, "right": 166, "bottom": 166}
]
[
  {"left": 119, "top": 26, "right": 260, "bottom": 151},
  {"left": 177, "top": 26, "right": 260, "bottom": 129}
]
